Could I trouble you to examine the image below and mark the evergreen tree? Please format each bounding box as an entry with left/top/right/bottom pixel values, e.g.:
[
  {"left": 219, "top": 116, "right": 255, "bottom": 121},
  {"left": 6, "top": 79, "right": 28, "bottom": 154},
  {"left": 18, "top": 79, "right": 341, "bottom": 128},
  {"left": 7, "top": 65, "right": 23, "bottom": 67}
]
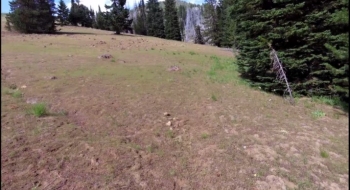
[
  {"left": 105, "top": 0, "right": 133, "bottom": 34},
  {"left": 164, "top": 0, "right": 181, "bottom": 41},
  {"left": 77, "top": 4, "right": 93, "bottom": 27},
  {"left": 6, "top": 0, "right": 56, "bottom": 33},
  {"left": 194, "top": 25, "right": 204, "bottom": 44},
  {"left": 133, "top": 0, "right": 147, "bottom": 35},
  {"left": 232, "top": 0, "right": 349, "bottom": 101},
  {"left": 178, "top": 5, "right": 187, "bottom": 41},
  {"left": 219, "top": 0, "right": 235, "bottom": 47},
  {"left": 203, "top": 0, "right": 221, "bottom": 46},
  {"left": 322, "top": 0, "right": 349, "bottom": 101},
  {"left": 96, "top": 6, "right": 106, "bottom": 29},
  {"left": 90, "top": 7, "right": 97, "bottom": 28},
  {"left": 57, "top": 0, "right": 69, "bottom": 26},
  {"left": 68, "top": 0, "right": 79, "bottom": 25},
  {"left": 146, "top": 0, "right": 165, "bottom": 38}
]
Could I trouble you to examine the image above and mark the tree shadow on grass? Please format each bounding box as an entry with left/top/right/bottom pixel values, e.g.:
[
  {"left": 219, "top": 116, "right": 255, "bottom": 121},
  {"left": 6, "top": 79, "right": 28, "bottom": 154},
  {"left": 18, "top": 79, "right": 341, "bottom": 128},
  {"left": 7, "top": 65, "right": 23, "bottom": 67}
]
[{"left": 53, "top": 31, "right": 96, "bottom": 35}]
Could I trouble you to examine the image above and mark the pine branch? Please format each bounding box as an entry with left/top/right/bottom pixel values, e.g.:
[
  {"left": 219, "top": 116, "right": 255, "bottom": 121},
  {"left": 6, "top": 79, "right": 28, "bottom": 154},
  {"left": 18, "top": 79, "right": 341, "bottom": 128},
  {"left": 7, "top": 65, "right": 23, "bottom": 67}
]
[{"left": 268, "top": 44, "right": 295, "bottom": 105}]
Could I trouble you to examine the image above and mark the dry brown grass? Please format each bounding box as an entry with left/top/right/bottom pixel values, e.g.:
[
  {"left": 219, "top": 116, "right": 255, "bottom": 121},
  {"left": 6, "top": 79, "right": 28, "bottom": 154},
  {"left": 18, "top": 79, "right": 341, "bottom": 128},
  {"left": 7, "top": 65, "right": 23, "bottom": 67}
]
[{"left": 1, "top": 16, "right": 348, "bottom": 190}]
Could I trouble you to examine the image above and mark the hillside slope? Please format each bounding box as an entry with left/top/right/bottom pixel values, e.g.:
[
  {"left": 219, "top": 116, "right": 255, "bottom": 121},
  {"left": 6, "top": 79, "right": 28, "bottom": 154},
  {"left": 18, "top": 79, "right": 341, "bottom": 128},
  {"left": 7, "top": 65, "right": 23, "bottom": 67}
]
[{"left": 1, "top": 19, "right": 349, "bottom": 189}]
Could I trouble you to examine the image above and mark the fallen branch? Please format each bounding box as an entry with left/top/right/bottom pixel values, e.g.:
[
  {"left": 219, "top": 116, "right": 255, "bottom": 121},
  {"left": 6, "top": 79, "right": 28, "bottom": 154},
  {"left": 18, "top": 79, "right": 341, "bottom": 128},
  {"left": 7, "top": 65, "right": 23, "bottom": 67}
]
[{"left": 268, "top": 44, "right": 295, "bottom": 105}]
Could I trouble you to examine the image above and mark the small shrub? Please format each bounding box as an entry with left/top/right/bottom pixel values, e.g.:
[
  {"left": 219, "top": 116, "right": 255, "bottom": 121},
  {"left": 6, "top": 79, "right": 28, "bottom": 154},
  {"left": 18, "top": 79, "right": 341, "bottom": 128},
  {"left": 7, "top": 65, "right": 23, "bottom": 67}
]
[{"left": 30, "top": 103, "right": 48, "bottom": 117}]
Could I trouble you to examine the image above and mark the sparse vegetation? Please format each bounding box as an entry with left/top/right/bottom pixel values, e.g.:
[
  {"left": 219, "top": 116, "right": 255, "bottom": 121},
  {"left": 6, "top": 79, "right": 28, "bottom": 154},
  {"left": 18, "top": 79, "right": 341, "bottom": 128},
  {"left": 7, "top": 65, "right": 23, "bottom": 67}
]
[
  {"left": 189, "top": 51, "right": 196, "bottom": 55},
  {"left": 166, "top": 130, "right": 175, "bottom": 138}
]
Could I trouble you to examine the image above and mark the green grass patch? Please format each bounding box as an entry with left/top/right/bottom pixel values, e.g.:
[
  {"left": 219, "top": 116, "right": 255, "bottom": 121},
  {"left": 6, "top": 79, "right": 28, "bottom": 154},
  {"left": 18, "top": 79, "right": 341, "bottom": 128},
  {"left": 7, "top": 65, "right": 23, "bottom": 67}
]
[
  {"left": 311, "top": 96, "right": 348, "bottom": 112},
  {"left": 211, "top": 94, "right": 217, "bottom": 101},
  {"left": 2, "top": 87, "right": 23, "bottom": 98},
  {"left": 311, "top": 110, "right": 326, "bottom": 119},
  {"left": 189, "top": 51, "right": 196, "bottom": 55},
  {"left": 129, "top": 143, "right": 142, "bottom": 151},
  {"left": 206, "top": 56, "right": 244, "bottom": 84},
  {"left": 30, "top": 103, "right": 48, "bottom": 117},
  {"left": 320, "top": 150, "right": 329, "bottom": 158},
  {"left": 201, "top": 133, "right": 209, "bottom": 139},
  {"left": 11, "top": 90, "right": 22, "bottom": 98}
]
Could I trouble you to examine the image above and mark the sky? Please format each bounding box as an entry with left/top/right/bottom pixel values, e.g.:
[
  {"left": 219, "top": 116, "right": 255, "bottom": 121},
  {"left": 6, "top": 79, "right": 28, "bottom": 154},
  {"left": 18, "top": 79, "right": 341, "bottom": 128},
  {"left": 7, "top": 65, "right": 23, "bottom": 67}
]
[{"left": 1, "top": 0, "right": 204, "bottom": 13}]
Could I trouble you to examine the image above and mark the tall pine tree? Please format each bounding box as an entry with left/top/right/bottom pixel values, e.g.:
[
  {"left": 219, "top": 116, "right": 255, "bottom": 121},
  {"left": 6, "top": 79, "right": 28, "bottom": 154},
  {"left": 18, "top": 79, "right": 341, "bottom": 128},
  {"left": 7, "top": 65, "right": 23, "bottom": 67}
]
[
  {"left": 178, "top": 5, "right": 187, "bottom": 41},
  {"left": 219, "top": 0, "right": 235, "bottom": 47},
  {"left": 146, "top": 0, "right": 165, "bottom": 38},
  {"left": 96, "top": 6, "right": 106, "bottom": 29},
  {"left": 57, "top": 0, "right": 69, "bottom": 26},
  {"left": 194, "top": 25, "right": 204, "bottom": 44},
  {"left": 133, "top": 0, "right": 147, "bottom": 35},
  {"left": 164, "top": 0, "right": 181, "bottom": 41},
  {"left": 203, "top": 0, "right": 221, "bottom": 46},
  {"left": 68, "top": 0, "right": 79, "bottom": 25}
]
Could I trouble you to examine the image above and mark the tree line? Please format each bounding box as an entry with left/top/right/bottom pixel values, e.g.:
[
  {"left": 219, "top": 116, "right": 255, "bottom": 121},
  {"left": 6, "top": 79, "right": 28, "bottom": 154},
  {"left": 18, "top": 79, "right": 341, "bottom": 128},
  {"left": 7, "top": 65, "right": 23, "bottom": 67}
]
[{"left": 5, "top": 0, "right": 133, "bottom": 34}]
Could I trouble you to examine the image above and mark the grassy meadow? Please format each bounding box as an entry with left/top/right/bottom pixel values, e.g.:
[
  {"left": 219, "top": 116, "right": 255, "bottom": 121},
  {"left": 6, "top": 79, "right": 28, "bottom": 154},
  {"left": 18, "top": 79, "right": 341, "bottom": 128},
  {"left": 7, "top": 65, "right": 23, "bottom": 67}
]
[{"left": 1, "top": 14, "right": 349, "bottom": 189}]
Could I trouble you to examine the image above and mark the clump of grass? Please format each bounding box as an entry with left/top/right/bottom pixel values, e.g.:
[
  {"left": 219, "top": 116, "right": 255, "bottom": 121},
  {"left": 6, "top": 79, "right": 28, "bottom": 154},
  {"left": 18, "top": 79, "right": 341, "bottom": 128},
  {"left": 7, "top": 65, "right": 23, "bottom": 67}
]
[
  {"left": 30, "top": 103, "right": 48, "bottom": 117},
  {"left": 312, "top": 110, "right": 326, "bottom": 119},
  {"left": 151, "top": 47, "right": 155, "bottom": 50},
  {"left": 189, "top": 51, "right": 196, "bottom": 55},
  {"left": 111, "top": 59, "right": 116, "bottom": 62},
  {"left": 320, "top": 150, "right": 329, "bottom": 158},
  {"left": 211, "top": 94, "right": 217, "bottom": 101},
  {"left": 201, "top": 133, "right": 209, "bottom": 139},
  {"left": 12, "top": 90, "right": 22, "bottom": 98}
]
